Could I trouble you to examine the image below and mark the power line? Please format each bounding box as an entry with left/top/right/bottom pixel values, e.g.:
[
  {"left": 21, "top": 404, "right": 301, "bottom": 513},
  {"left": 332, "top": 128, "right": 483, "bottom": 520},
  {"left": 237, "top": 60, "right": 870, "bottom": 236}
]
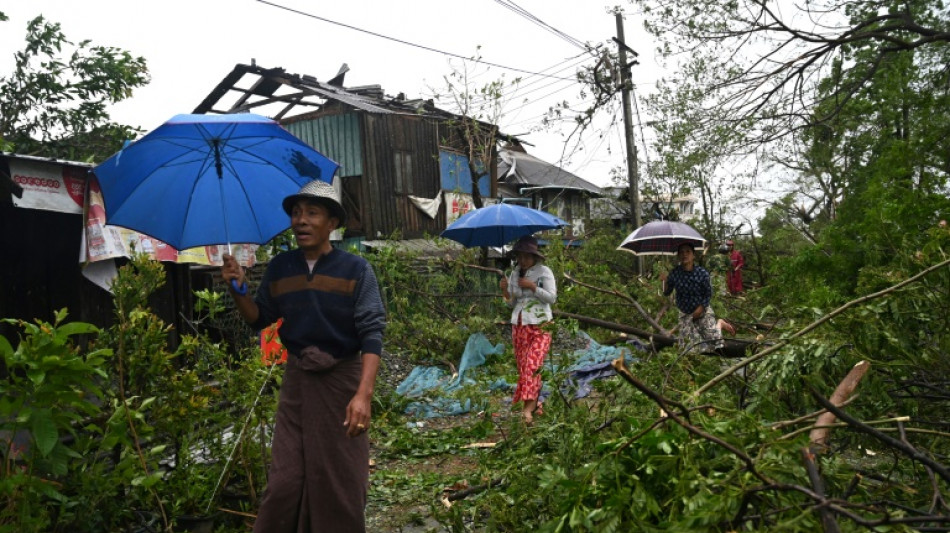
[
  {"left": 503, "top": 96, "right": 599, "bottom": 130},
  {"left": 509, "top": 76, "right": 576, "bottom": 104},
  {"left": 445, "top": 52, "right": 589, "bottom": 105},
  {"left": 257, "top": 0, "right": 577, "bottom": 81},
  {"left": 631, "top": 85, "right": 652, "bottom": 178},
  {"left": 509, "top": 52, "right": 590, "bottom": 93},
  {"left": 504, "top": 83, "right": 584, "bottom": 119},
  {"left": 492, "top": 0, "right": 590, "bottom": 52}
]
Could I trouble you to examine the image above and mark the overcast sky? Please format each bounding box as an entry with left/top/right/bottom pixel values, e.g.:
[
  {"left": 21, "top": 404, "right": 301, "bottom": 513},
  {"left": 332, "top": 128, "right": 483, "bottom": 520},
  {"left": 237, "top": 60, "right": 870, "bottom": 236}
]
[{"left": 1, "top": 0, "right": 664, "bottom": 187}]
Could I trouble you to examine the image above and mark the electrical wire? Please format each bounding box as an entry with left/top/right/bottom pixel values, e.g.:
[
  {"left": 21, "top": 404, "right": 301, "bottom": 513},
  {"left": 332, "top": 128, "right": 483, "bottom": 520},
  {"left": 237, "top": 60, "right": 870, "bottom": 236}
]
[
  {"left": 493, "top": 0, "right": 590, "bottom": 52},
  {"left": 508, "top": 52, "right": 590, "bottom": 95},
  {"left": 257, "top": 0, "right": 577, "bottom": 81},
  {"left": 631, "top": 84, "right": 652, "bottom": 178}
]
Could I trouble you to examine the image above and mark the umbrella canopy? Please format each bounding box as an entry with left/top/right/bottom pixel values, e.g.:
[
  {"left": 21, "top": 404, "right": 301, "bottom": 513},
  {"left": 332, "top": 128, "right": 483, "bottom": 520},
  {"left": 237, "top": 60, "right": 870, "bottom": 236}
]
[
  {"left": 440, "top": 203, "right": 568, "bottom": 248},
  {"left": 617, "top": 220, "right": 706, "bottom": 256},
  {"left": 93, "top": 113, "right": 339, "bottom": 250}
]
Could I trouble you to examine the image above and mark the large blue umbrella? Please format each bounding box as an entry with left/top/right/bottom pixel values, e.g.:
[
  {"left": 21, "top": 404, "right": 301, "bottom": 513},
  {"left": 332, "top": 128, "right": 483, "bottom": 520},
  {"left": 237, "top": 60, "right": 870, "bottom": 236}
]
[
  {"left": 93, "top": 113, "right": 339, "bottom": 251},
  {"left": 440, "top": 203, "right": 568, "bottom": 247},
  {"left": 616, "top": 220, "right": 706, "bottom": 256}
]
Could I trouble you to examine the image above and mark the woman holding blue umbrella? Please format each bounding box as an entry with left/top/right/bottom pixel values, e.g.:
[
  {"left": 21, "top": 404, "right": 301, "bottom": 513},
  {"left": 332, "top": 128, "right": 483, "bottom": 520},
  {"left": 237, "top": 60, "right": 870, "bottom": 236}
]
[{"left": 499, "top": 235, "right": 557, "bottom": 425}]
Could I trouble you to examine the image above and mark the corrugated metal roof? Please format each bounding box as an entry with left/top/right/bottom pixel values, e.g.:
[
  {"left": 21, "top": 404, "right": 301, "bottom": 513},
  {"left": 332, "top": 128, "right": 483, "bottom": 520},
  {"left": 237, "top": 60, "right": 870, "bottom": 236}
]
[
  {"left": 302, "top": 82, "right": 395, "bottom": 115},
  {"left": 498, "top": 149, "right": 602, "bottom": 196}
]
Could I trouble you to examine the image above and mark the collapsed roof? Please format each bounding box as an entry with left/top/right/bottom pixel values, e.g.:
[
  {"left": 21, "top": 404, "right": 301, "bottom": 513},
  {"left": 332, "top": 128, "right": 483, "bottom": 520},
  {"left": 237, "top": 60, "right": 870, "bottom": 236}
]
[
  {"left": 194, "top": 62, "right": 491, "bottom": 127},
  {"left": 498, "top": 147, "right": 603, "bottom": 196}
]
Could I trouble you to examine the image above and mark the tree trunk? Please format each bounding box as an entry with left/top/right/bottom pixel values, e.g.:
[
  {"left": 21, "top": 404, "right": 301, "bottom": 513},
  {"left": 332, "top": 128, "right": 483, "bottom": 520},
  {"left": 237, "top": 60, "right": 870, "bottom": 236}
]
[{"left": 554, "top": 310, "right": 754, "bottom": 358}]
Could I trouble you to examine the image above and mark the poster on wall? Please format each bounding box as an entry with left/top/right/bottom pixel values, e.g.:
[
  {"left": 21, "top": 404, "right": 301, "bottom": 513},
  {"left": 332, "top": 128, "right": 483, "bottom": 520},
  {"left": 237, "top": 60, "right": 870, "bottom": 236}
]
[
  {"left": 9, "top": 158, "right": 87, "bottom": 214},
  {"left": 82, "top": 176, "right": 256, "bottom": 267},
  {"left": 444, "top": 191, "right": 475, "bottom": 225}
]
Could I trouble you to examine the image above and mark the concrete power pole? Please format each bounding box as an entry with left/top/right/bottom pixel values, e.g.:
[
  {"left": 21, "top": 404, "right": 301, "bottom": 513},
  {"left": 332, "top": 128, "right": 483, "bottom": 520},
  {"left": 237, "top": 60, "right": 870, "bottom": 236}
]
[{"left": 615, "top": 13, "right": 642, "bottom": 271}]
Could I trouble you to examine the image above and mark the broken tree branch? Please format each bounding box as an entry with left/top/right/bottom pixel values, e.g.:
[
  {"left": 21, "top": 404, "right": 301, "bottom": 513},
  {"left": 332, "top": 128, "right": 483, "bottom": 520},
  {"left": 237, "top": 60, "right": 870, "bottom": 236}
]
[
  {"left": 780, "top": 417, "right": 910, "bottom": 441},
  {"left": 806, "top": 382, "right": 950, "bottom": 484},
  {"left": 897, "top": 421, "right": 949, "bottom": 514},
  {"left": 810, "top": 361, "right": 871, "bottom": 450},
  {"left": 610, "top": 357, "right": 779, "bottom": 486},
  {"left": 445, "top": 477, "right": 504, "bottom": 502},
  {"left": 563, "top": 272, "right": 669, "bottom": 334},
  {"left": 555, "top": 310, "right": 753, "bottom": 357},
  {"left": 693, "top": 257, "right": 950, "bottom": 400},
  {"left": 770, "top": 395, "right": 858, "bottom": 431},
  {"left": 801, "top": 447, "right": 841, "bottom": 533},
  {"left": 462, "top": 263, "right": 505, "bottom": 277}
]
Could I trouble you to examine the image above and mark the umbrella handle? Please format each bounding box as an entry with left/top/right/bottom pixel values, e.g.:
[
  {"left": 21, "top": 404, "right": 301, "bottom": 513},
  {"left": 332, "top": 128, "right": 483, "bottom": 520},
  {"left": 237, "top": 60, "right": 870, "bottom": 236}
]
[{"left": 231, "top": 279, "right": 248, "bottom": 295}]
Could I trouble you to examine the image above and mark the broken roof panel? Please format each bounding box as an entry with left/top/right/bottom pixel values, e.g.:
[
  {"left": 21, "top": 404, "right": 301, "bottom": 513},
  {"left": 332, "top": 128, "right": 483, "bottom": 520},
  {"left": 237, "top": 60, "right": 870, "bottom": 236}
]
[
  {"left": 193, "top": 62, "right": 471, "bottom": 120},
  {"left": 498, "top": 148, "right": 603, "bottom": 196}
]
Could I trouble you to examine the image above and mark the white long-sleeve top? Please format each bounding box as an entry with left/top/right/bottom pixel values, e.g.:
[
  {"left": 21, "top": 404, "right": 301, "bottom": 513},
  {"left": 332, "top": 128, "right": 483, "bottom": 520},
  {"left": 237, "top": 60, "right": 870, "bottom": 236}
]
[{"left": 505, "top": 263, "right": 557, "bottom": 325}]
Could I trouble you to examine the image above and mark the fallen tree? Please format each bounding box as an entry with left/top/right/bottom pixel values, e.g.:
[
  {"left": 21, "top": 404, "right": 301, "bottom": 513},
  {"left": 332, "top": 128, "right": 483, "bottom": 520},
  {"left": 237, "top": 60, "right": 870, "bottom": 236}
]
[{"left": 554, "top": 309, "right": 757, "bottom": 358}]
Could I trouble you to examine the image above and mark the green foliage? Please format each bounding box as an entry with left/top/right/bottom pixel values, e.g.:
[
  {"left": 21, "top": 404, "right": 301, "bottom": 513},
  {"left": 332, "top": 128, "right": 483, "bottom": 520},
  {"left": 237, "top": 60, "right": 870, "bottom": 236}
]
[
  {"left": 370, "top": 242, "right": 505, "bottom": 363},
  {"left": 0, "top": 254, "right": 276, "bottom": 532},
  {"left": 0, "top": 310, "right": 111, "bottom": 532},
  {"left": 0, "top": 13, "right": 149, "bottom": 161}
]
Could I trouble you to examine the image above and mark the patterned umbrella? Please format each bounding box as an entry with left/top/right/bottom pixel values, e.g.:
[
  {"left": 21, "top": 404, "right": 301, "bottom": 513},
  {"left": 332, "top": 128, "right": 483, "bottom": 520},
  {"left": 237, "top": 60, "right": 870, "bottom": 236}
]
[{"left": 616, "top": 220, "right": 706, "bottom": 256}]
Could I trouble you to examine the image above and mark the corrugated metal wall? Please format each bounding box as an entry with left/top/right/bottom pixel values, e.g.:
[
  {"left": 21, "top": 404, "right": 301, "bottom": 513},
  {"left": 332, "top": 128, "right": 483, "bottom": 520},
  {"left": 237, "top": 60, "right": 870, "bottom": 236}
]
[
  {"left": 0, "top": 156, "right": 194, "bottom": 348},
  {"left": 284, "top": 111, "right": 498, "bottom": 240},
  {"left": 284, "top": 113, "right": 363, "bottom": 178}
]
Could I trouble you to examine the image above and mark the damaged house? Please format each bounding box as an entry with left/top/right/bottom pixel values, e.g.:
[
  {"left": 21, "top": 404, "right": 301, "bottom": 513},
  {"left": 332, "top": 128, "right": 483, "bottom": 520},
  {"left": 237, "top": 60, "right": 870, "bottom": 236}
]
[
  {"left": 193, "top": 62, "right": 500, "bottom": 244},
  {"left": 497, "top": 143, "right": 603, "bottom": 240}
]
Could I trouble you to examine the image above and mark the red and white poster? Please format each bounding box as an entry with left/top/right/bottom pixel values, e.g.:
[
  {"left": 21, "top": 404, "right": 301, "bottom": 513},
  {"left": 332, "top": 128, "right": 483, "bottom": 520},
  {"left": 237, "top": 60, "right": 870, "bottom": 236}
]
[
  {"left": 82, "top": 177, "right": 256, "bottom": 267},
  {"left": 10, "top": 158, "right": 87, "bottom": 214},
  {"left": 444, "top": 191, "right": 475, "bottom": 224}
]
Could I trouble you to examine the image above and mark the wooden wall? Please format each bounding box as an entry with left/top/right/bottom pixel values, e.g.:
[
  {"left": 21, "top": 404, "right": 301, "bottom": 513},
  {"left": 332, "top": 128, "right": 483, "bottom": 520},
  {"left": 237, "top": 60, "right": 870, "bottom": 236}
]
[
  {"left": 0, "top": 190, "right": 192, "bottom": 351},
  {"left": 360, "top": 114, "right": 443, "bottom": 239}
]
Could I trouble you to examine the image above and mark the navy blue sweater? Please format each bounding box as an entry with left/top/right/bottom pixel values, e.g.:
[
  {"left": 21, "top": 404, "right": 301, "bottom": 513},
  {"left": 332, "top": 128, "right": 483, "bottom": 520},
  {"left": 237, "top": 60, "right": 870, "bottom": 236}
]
[
  {"left": 663, "top": 265, "right": 713, "bottom": 315},
  {"left": 251, "top": 248, "right": 386, "bottom": 359}
]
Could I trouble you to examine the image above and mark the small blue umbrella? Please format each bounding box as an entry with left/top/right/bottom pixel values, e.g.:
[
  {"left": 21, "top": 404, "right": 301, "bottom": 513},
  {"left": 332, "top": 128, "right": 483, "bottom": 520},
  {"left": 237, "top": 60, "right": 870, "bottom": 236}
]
[
  {"left": 93, "top": 113, "right": 339, "bottom": 251},
  {"left": 440, "top": 203, "right": 568, "bottom": 248}
]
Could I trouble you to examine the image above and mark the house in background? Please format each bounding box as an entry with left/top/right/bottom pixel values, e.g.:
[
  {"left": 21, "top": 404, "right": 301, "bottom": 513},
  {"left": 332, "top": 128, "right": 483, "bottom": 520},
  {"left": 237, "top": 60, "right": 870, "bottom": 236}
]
[
  {"left": 193, "top": 62, "right": 498, "bottom": 243},
  {"left": 646, "top": 193, "right": 700, "bottom": 222},
  {"left": 497, "top": 143, "right": 603, "bottom": 240},
  {"left": 591, "top": 186, "right": 701, "bottom": 225}
]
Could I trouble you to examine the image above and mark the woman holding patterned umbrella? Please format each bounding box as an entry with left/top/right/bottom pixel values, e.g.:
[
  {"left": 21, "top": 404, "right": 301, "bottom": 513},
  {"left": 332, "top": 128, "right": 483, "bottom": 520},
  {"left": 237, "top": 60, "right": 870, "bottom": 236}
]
[{"left": 660, "top": 242, "right": 734, "bottom": 352}]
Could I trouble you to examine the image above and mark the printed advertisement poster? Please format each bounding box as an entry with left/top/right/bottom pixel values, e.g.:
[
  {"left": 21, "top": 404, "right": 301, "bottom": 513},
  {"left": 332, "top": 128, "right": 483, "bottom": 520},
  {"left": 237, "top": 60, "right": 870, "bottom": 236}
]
[
  {"left": 83, "top": 177, "right": 256, "bottom": 267},
  {"left": 444, "top": 191, "right": 475, "bottom": 224},
  {"left": 9, "top": 159, "right": 87, "bottom": 214}
]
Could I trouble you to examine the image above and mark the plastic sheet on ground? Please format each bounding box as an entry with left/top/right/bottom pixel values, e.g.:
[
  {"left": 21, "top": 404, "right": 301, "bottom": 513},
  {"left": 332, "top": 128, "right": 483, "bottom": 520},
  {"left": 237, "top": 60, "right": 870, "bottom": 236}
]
[
  {"left": 560, "top": 332, "right": 645, "bottom": 399},
  {"left": 397, "top": 331, "right": 647, "bottom": 419},
  {"left": 396, "top": 333, "right": 504, "bottom": 418}
]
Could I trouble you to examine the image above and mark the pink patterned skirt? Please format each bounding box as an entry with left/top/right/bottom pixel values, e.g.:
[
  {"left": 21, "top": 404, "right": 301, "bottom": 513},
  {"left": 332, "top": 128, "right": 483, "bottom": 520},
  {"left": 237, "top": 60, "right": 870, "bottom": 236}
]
[{"left": 511, "top": 323, "right": 551, "bottom": 404}]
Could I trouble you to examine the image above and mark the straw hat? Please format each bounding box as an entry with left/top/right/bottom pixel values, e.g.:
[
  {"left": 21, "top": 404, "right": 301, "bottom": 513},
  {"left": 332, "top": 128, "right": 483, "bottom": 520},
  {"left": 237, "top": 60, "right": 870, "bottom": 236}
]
[{"left": 282, "top": 180, "right": 345, "bottom": 222}]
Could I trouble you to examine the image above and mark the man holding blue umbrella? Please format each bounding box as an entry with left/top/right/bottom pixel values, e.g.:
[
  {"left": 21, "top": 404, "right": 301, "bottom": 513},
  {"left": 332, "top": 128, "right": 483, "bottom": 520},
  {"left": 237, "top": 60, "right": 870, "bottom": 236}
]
[{"left": 221, "top": 180, "right": 386, "bottom": 533}]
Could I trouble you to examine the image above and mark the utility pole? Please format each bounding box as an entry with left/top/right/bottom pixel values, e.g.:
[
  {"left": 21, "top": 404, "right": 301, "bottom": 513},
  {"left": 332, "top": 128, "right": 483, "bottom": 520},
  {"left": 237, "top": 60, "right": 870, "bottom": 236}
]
[{"left": 615, "top": 12, "right": 642, "bottom": 271}]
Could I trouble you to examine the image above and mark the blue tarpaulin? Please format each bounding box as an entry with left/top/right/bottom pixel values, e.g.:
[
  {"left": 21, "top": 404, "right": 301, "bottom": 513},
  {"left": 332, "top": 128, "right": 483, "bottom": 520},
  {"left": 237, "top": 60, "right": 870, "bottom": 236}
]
[
  {"left": 396, "top": 333, "right": 503, "bottom": 418},
  {"left": 396, "top": 331, "right": 646, "bottom": 419}
]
